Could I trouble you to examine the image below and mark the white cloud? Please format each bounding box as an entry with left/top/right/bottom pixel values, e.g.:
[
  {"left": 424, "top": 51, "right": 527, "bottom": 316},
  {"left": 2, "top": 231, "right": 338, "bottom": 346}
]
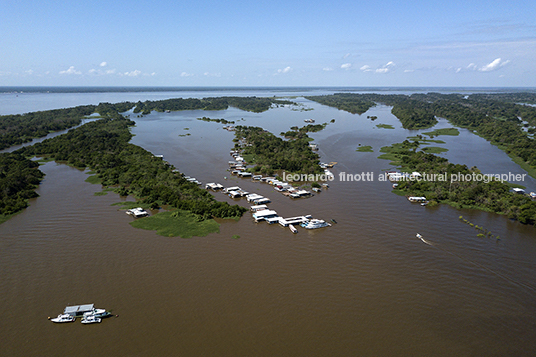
[
  {"left": 180, "top": 72, "right": 194, "bottom": 77},
  {"left": 323, "top": 67, "right": 334, "bottom": 71},
  {"left": 124, "top": 70, "right": 141, "bottom": 77},
  {"left": 375, "top": 61, "right": 395, "bottom": 73},
  {"left": 341, "top": 63, "right": 352, "bottom": 70},
  {"left": 59, "top": 66, "right": 82, "bottom": 75},
  {"left": 204, "top": 72, "right": 221, "bottom": 77},
  {"left": 277, "top": 66, "right": 292, "bottom": 74},
  {"left": 360, "top": 65, "right": 372, "bottom": 72},
  {"left": 467, "top": 63, "right": 477, "bottom": 70},
  {"left": 25, "top": 69, "right": 34, "bottom": 75},
  {"left": 479, "top": 58, "right": 510, "bottom": 72},
  {"left": 343, "top": 53, "right": 351, "bottom": 59},
  {"left": 100, "top": 62, "right": 107, "bottom": 67}
]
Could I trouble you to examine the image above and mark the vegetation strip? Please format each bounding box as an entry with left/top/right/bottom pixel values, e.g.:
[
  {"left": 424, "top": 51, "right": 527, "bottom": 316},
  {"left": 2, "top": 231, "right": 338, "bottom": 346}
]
[
  {"left": 307, "top": 92, "right": 536, "bottom": 178},
  {"left": 379, "top": 139, "right": 536, "bottom": 225}
]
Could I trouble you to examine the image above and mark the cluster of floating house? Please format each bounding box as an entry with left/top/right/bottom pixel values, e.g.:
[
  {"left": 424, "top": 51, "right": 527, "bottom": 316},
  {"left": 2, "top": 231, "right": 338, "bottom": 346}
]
[{"left": 227, "top": 150, "right": 320, "bottom": 199}]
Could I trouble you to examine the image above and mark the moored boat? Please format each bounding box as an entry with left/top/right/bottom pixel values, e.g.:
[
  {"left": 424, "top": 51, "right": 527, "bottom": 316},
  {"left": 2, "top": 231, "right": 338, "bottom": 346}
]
[
  {"left": 50, "top": 314, "right": 75, "bottom": 323},
  {"left": 81, "top": 315, "right": 101, "bottom": 324},
  {"left": 301, "top": 219, "right": 331, "bottom": 229},
  {"left": 289, "top": 224, "right": 298, "bottom": 233}
]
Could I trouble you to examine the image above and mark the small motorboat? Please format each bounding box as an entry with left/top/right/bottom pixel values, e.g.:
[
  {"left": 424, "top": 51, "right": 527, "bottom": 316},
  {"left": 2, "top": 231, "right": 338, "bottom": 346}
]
[
  {"left": 83, "top": 308, "right": 111, "bottom": 318},
  {"left": 50, "top": 314, "right": 75, "bottom": 323},
  {"left": 289, "top": 224, "right": 298, "bottom": 234},
  {"left": 81, "top": 314, "right": 101, "bottom": 324},
  {"left": 416, "top": 233, "right": 422, "bottom": 239}
]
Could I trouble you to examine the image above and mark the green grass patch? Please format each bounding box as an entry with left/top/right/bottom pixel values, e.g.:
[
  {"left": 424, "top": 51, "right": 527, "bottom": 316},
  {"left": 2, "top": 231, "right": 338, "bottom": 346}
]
[
  {"left": 85, "top": 175, "right": 102, "bottom": 184},
  {"left": 421, "top": 146, "right": 449, "bottom": 154},
  {"left": 356, "top": 145, "right": 373, "bottom": 152},
  {"left": 423, "top": 128, "right": 460, "bottom": 137},
  {"left": 232, "top": 234, "right": 240, "bottom": 239},
  {"left": 129, "top": 210, "right": 220, "bottom": 238},
  {"left": 376, "top": 123, "right": 395, "bottom": 129}
]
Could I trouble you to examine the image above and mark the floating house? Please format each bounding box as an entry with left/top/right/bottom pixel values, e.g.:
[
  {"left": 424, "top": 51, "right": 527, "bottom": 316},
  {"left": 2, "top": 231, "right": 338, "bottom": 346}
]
[
  {"left": 253, "top": 197, "right": 271, "bottom": 205},
  {"left": 63, "top": 304, "right": 95, "bottom": 317},
  {"left": 246, "top": 194, "right": 264, "bottom": 203},
  {"left": 205, "top": 183, "right": 224, "bottom": 190},
  {"left": 126, "top": 207, "right": 149, "bottom": 218},
  {"left": 229, "top": 190, "right": 249, "bottom": 198},
  {"left": 408, "top": 196, "right": 427, "bottom": 203},
  {"left": 250, "top": 204, "right": 268, "bottom": 212},
  {"left": 252, "top": 209, "right": 279, "bottom": 222}
]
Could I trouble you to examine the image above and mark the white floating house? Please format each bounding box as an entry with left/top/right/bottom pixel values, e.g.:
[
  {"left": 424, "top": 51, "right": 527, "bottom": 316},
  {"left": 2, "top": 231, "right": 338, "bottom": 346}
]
[
  {"left": 246, "top": 194, "right": 264, "bottom": 203},
  {"left": 253, "top": 197, "right": 271, "bottom": 204},
  {"left": 229, "top": 190, "right": 249, "bottom": 198},
  {"left": 250, "top": 204, "right": 268, "bottom": 212},
  {"left": 205, "top": 183, "right": 224, "bottom": 190},
  {"left": 408, "top": 196, "right": 427, "bottom": 203},
  {"left": 126, "top": 207, "right": 149, "bottom": 218},
  {"left": 252, "top": 209, "right": 279, "bottom": 222},
  {"left": 224, "top": 186, "right": 241, "bottom": 193}
]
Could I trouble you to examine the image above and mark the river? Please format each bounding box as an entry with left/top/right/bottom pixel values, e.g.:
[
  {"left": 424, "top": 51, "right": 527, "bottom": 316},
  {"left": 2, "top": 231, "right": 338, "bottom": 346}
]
[{"left": 1, "top": 88, "right": 536, "bottom": 356}]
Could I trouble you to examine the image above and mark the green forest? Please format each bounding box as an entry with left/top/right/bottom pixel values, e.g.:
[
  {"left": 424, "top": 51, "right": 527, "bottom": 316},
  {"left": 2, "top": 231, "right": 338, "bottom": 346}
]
[
  {"left": 234, "top": 126, "right": 323, "bottom": 176},
  {"left": 379, "top": 139, "right": 536, "bottom": 225},
  {"left": 1, "top": 96, "right": 299, "bottom": 222},
  {"left": 307, "top": 92, "right": 536, "bottom": 177}
]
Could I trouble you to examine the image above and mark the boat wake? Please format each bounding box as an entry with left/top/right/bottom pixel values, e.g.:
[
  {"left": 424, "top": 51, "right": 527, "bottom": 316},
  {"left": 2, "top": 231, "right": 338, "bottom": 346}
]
[{"left": 416, "top": 234, "right": 536, "bottom": 294}]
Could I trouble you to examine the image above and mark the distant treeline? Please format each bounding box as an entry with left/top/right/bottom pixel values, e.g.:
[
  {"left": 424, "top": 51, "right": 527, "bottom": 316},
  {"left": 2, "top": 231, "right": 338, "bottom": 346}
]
[
  {"left": 133, "top": 96, "right": 295, "bottom": 114},
  {"left": 197, "top": 117, "right": 235, "bottom": 124},
  {"left": 0, "top": 105, "right": 97, "bottom": 150},
  {"left": 0, "top": 96, "right": 296, "bottom": 149},
  {"left": 235, "top": 126, "right": 322, "bottom": 176},
  {"left": 308, "top": 92, "right": 536, "bottom": 177}
]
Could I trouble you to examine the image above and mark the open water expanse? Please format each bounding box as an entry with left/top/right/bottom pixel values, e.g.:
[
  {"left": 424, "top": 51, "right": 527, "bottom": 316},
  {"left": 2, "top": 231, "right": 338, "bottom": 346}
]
[{"left": 1, "top": 87, "right": 536, "bottom": 356}]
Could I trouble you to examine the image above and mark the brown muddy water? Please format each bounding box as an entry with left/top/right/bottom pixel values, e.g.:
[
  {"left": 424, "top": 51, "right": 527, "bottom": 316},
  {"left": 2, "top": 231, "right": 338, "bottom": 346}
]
[{"left": 1, "top": 95, "right": 536, "bottom": 356}]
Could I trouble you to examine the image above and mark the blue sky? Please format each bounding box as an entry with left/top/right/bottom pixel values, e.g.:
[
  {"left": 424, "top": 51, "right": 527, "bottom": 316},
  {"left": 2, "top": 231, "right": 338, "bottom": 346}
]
[{"left": 1, "top": 0, "right": 535, "bottom": 87}]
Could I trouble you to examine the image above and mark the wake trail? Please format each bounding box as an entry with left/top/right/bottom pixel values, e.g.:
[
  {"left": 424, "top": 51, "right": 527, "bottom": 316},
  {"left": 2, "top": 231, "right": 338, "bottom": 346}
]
[{"left": 416, "top": 234, "right": 536, "bottom": 294}]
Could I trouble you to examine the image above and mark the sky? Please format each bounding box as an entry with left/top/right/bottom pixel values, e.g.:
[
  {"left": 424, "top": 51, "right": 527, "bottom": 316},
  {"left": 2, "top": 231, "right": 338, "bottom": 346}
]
[{"left": 1, "top": 0, "right": 535, "bottom": 87}]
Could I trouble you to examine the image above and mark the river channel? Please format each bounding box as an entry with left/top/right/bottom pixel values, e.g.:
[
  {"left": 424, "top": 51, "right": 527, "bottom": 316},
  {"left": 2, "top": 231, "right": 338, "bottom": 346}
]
[{"left": 1, "top": 88, "right": 536, "bottom": 356}]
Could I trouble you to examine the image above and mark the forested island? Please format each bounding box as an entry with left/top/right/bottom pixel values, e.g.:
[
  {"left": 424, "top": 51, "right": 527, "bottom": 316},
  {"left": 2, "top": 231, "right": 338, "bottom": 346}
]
[
  {"left": 307, "top": 93, "right": 536, "bottom": 178},
  {"left": 234, "top": 125, "right": 323, "bottom": 176},
  {"left": 379, "top": 138, "right": 536, "bottom": 225}
]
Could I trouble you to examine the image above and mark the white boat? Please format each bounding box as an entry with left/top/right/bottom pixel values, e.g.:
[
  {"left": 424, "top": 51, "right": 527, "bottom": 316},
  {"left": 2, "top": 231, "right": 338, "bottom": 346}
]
[
  {"left": 81, "top": 315, "right": 101, "bottom": 324},
  {"left": 289, "top": 224, "right": 298, "bottom": 233},
  {"left": 50, "top": 314, "right": 75, "bottom": 323},
  {"left": 83, "top": 308, "right": 110, "bottom": 318},
  {"left": 301, "top": 219, "right": 331, "bottom": 229},
  {"left": 416, "top": 233, "right": 422, "bottom": 239}
]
